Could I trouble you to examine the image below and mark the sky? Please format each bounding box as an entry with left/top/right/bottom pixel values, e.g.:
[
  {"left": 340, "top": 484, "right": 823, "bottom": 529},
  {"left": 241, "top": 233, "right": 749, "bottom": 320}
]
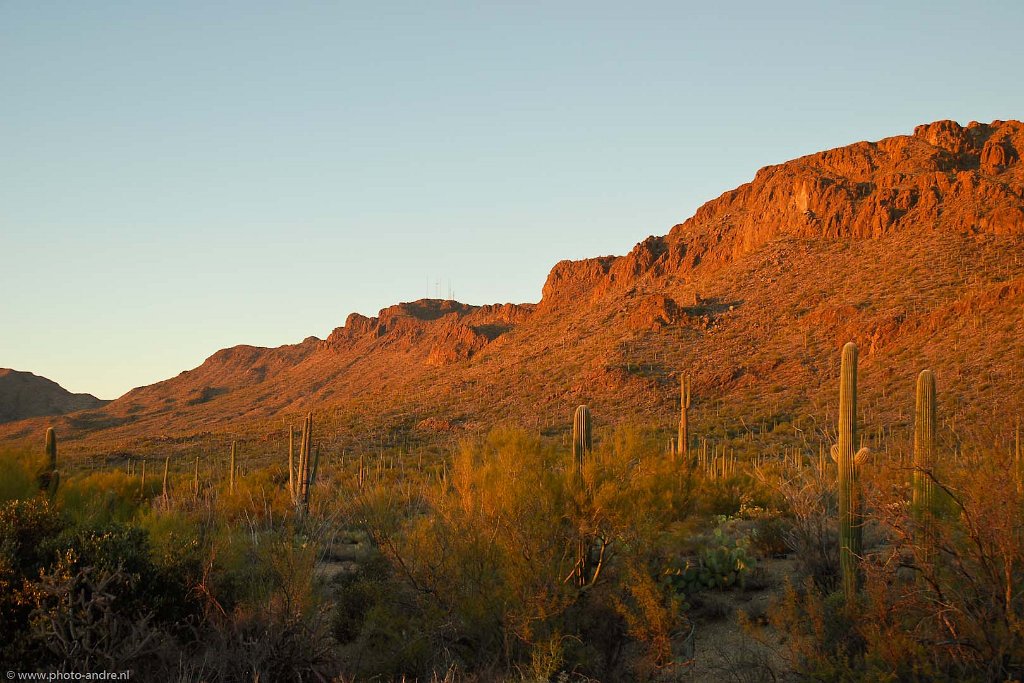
[{"left": 2, "top": 1, "right": 1023, "bottom": 400}]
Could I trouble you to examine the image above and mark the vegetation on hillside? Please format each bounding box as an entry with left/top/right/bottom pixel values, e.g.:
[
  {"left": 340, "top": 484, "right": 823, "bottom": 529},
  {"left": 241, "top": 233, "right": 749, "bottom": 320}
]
[{"left": 1, "top": 343, "right": 1021, "bottom": 681}]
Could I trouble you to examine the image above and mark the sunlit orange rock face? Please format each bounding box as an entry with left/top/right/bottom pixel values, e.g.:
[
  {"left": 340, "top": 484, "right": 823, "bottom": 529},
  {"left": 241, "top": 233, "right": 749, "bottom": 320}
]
[
  {"left": 538, "top": 120, "right": 1024, "bottom": 308},
  {"left": 4, "top": 120, "right": 1023, "bottom": 456}
]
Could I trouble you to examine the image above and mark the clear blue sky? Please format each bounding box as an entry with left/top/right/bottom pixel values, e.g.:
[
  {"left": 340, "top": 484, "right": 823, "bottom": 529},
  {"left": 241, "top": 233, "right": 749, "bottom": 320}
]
[{"left": 2, "top": 1, "right": 1022, "bottom": 400}]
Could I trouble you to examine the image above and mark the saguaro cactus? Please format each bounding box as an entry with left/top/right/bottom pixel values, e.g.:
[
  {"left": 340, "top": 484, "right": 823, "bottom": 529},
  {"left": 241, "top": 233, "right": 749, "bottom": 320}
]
[
  {"left": 678, "top": 374, "right": 692, "bottom": 460},
  {"left": 572, "top": 405, "right": 593, "bottom": 586},
  {"left": 1015, "top": 417, "right": 1022, "bottom": 496},
  {"left": 297, "top": 412, "right": 314, "bottom": 513},
  {"left": 162, "top": 456, "right": 170, "bottom": 500},
  {"left": 229, "top": 441, "right": 237, "bottom": 494},
  {"left": 913, "top": 370, "right": 937, "bottom": 552},
  {"left": 288, "top": 425, "right": 295, "bottom": 501},
  {"left": 830, "top": 342, "right": 870, "bottom": 606},
  {"left": 573, "top": 405, "right": 592, "bottom": 475},
  {"left": 38, "top": 428, "right": 60, "bottom": 498}
]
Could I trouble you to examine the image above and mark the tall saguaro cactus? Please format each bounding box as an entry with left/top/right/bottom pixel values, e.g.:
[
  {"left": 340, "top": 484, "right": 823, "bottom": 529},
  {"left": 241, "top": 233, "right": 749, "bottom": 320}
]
[
  {"left": 573, "top": 405, "right": 592, "bottom": 476},
  {"left": 830, "top": 342, "right": 870, "bottom": 606},
  {"left": 288, "top": 425, "right": 295, "bottom": 501},
  {"left": 913, "top": 370, "right": 937, "bottom": 552},
  {"left": 1015, "top": 417, "right": 1022, "bottom": 496},
  {"left": 38, "top": 428, "right": 60, "bottom": 498},
  {"left": 229, "top": 441, "right": 237, "bottom": 494},
  {"left": 297, "top": 412, "right": 315, "bottom": 513},
  {"left": 678, "top": 374, "right": 692, "bottom": 460},
  {"left": 162, "top": 456, "right": 170, "bottom": 500},
  {"left": 572, "top": 405, "right": 593, "bottom": 587}
]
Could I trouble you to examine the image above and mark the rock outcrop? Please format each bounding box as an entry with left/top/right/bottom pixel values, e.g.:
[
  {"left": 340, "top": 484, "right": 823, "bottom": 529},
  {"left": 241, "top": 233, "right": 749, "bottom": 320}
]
[{"left": 537, "top": 120, "right": 1024, "bottom": 308}]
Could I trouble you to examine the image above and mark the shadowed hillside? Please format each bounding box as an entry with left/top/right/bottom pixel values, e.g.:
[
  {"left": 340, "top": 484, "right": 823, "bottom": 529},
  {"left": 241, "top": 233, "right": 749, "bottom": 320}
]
[{"left": 0, "top": 369, "right": 107, "bottom": 424}]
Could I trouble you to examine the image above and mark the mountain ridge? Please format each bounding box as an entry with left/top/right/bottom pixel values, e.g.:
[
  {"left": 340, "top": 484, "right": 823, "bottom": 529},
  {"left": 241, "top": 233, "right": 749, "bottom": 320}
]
[
  {"left": 3, "top": 119, "right": 1022, "bottom": 458},
  {"left": 0, "top": 369, "right": 108, "bottom": 424}
]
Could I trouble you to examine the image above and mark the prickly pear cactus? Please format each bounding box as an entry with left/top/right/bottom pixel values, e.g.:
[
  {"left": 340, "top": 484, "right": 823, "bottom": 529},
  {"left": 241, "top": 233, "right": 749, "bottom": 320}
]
[{"left": 669, "top": 521, "right": 755, "bottom": 594}]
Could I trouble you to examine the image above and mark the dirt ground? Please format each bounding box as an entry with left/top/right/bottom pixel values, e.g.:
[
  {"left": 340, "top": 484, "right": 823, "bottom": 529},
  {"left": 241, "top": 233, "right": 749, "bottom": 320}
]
[{"left": 678, "top": 556, "right": 799, "bottom": 682}]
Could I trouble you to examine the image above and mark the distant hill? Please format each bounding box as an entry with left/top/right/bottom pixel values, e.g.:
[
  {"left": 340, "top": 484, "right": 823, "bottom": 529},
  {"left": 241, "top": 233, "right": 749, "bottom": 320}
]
[
  {"left": 0, "top": 369, "right": 107, "bottom": 424},
  {"left": 2, "top": 119, "right": 1023, "bottom": 459}
]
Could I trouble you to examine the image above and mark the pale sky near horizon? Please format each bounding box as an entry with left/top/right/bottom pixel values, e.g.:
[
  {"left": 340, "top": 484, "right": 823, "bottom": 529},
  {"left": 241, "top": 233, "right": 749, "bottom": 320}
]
[{"left": 2, "top": 1, "right": 1023, "bottom": 400}]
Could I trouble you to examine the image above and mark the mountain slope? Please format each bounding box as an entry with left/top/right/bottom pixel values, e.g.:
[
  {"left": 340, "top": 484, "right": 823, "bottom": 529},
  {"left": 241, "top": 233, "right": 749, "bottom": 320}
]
[
  {"left": 0, "top": 369, "right": 107, "bottom": 424},
  {"left": 3, "top": 119, "right": 1023, "bottom": 459}
]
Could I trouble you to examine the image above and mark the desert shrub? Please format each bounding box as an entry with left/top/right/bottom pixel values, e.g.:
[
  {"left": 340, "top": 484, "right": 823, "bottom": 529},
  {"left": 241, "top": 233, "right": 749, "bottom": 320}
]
[
  {"left": 0, "top": 447, "right": 39, "bottom": 502},
  {"left": 855, "top": 449, "right": 1024, "bottom": 680},
  {"left": 696, "top": 474, "right": 751, "bottom": 517},
  {"left": 182, "top": 595, "right": 339, "bottom": 682},
  {"left": 759, "top": 578, "right": 859, "bottom": 680},
  {"left": 213, "top": 463, "right": 294, "bottom": 521},
  {"left": 759, "top": 463, "right": 839, "bottom": 591},
  {"left": 58, "top": 469, "right": 144, "bottom": 525},
  {"left": 612, "top": 565, "right": 687, "bottom": 678},
  {"left": 0, "top": 498, "right": 67, "bottom": 665},
  {"left": 355, "top": 424, "right": 694, "bottom": 679},
  {"left": 693, "top": 463, "right": 777, "bottom": 519},
  {"left": 25, "top": 553, "right": 173, "bottom": 674},
  {"left": 744, "top": 506, "right": 791, "bottom": 559},
  {"left": 331, "top": 551, "right": 391, "bottom": 644},
  {"left": 0, "top": 497, "right": 202, "bottom": 671},
  {"left": 761, "top": 448, "right": 1024, "bottom": 681}
]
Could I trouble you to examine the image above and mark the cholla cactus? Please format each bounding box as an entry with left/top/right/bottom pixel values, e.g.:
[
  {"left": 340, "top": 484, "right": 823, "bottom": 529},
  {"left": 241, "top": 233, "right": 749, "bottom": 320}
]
[{"left": 830, "top": 342, "right": 870, "bottom": 606}]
